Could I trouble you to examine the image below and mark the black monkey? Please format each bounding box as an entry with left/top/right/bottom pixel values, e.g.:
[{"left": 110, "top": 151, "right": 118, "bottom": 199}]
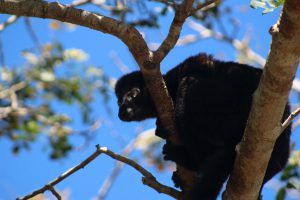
[{"left": 115, "top": 54, "right": 291, "bottom": 200}]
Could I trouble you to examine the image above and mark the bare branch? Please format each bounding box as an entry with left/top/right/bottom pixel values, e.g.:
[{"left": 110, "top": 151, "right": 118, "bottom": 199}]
[
  {"left": 187, "top": 20, "right": 266, "bottom": 66},
  {"left": 99, "top": 146, "right": 181, "bottom": 199},
  {"left": 18, "top": 145, "right": 181, "bottom": 200},
  {"left": 224, "top": 0, "right": 300, "bottom": 199},
  {"left": 281, "top": 105, "right": 300, "bottom": 132},
  {"left": 192, "top": 0, "right": 220, "bottom": 13},
  {"left": 0, "top": 0, "right": 149, "bottom": 65},
  {"left": 24, "top": 17, "right": 42, "bottom": 53},
  {"left": 154, "top": 0, "right": 195, "bottom": 62},
  {"left": 0, "top": 15, "right": 19, "bottom": 32},
  {"left": 17, "top": 145, "right": 103, "bottom": 200},
  {"left": 46, "top": 185, "right": 62, "bottom": 200}
]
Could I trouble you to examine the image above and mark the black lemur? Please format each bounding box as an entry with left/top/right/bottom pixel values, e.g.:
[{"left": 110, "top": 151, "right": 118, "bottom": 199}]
[{"left": 115, "top": 53, "right": 291, "bottom": 200}]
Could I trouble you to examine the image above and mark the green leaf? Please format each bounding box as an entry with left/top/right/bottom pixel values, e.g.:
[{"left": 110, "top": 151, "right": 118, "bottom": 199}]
[
  {"left": 276, "top": 187, "right": 286, "bottom": 200},
  {"left": 250, "top": 0, "right": 266, "bottom": 9},
  {"left": 24, "top": 120, "right": 40, "bottom": 134}
]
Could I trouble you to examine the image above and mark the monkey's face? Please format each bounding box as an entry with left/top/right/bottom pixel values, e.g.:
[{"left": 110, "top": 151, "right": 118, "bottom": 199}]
[{"left": 117, "top": 87, "right": 156, "bottom": 121}]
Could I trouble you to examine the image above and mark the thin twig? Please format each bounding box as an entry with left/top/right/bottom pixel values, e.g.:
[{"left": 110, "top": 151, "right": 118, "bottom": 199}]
[
  {"left": 46, "top": 185, "right": 62, "bottom": 200},
  {"left": 154, "top": 0, "right": 195, "bottom": 62},
  {"left": 99, "top": 146, "right": 182, "bottom": 199},
  {"left": 0, "top": 15, "right": 19, "bottom": 32},
  {"left": 192, "top": 0, "right": 220, "bottom": 13},
  {"left": 110, "top": 51, "right": 130, "bottom": 74},
  {"left": 281, "top": 106, "right": 300, "bottom": 132},
  {"left": 17, "top": 145, "right": 103, "bottom": 200},
  {"left": 18, "top": 144, "right": 181, "bottom": 200},
  {"left": 187, "top": 20, "right": 266, "bottom": 66},
  {"left": 24, "top": 18, "right": 42, "bottom": 53}
]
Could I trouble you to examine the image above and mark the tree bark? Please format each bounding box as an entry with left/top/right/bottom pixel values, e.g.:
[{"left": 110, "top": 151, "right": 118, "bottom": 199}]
[{"left": 224, "top": 0, "right": 300, "bottom": 199}]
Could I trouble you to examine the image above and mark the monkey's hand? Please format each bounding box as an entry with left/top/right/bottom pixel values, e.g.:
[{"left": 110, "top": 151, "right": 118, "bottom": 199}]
[
  {"left": 155, "top": 119, "right": 172, "bottom": 139},
  {"left": 162, "top": 140, "right": 198, "bottom": 171}
]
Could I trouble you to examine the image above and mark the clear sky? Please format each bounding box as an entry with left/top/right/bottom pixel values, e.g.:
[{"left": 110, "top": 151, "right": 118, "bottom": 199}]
[{"left": 0, "top": 1, "right": 299, "bottom": 200}]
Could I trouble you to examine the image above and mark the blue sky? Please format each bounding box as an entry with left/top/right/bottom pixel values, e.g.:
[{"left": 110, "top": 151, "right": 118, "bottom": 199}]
[{"left": 0, "top": 1, "right": 299, "bottom": 200}]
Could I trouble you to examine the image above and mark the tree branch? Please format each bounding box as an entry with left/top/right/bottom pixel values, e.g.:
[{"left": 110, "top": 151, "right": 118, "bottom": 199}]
[
  {"left": 46, "top": 185, "right": 62, "bottom": 200},
  {"left": 192, "top": 0, "right": 220, "bottom": 13},
  {"left": 0, "top": 15, "right": 19, "bottom": 32},
  {"left": 154, "top": 0, "right": 195, "bottom": 62},
  {"left": 224, "top": 0, "right": 300, "bottom": 199},
  {"left": 100, "top": 146, "right": 182, "bottom": 199},
  {"left": 17, "top": 145, "right": 181, "bottom": 200},
  {"left": 0, "top": 0, "right": 149, "bottom": 65},
  {"left": 281, "top": 105, "right": 300, "bottom": 132}
]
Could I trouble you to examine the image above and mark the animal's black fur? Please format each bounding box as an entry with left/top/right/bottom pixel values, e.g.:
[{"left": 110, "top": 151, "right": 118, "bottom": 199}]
[{"left": 115, "top": 53, "right": 291, "bottom": 200}]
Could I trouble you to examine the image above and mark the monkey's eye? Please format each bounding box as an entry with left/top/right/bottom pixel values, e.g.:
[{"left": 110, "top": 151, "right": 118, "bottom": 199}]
[{"left": 131, "top": 88, "right": 140, "bottom": 98}]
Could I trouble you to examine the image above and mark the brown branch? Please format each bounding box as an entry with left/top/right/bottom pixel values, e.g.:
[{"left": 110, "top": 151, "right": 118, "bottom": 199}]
[
  {"left": 0, "top": 0, "right": 149, "bottom": 66},
  {"left": 224, "top": 0, "right": 300, "bottom": 199},
  {"left": 192, "top": 0, "right": 220, "bottom": 13},
  {"left": 154, "top": 0, "right": 195, "bottom": 62},
  {"left": 99, "top": 146, "right": 182, "bottom": 199},
  {"left": 46, "top": 185, "right": 62, "bottom": 200},
  {"left": 281, "top": 106, "right": 300, "bottom": 132},
  {"left": 18, "top": 145, "right": 181, "bottom": 200},
  {"left": 17, "top": 145, "right": 103, "bottom": 200},
  {"left": 141, "top": 1, "right": 202, "bottom": 194},
  {"left": 24, "top": 17, "right": 42, "bottom": 53}
]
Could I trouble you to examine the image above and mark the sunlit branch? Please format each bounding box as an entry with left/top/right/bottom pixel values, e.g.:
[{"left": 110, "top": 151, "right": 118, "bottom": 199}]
[
  {"left": 154, "top": 0, "right": 195, "bottom": 62},
  {"left": 0, "top": 0, "right": 149, "bottom": 65},
  {"left": 0, "top": 15, "right": 19, "bottom": 32},
  {"left": 17, "top": 145, "right": 181, "bottom": 200},
  {"left": 192, "top": 0, "right": 220, "bottom": 13},
  {"left": 282, "top": 105, "right": 300, "bottom": 132}
]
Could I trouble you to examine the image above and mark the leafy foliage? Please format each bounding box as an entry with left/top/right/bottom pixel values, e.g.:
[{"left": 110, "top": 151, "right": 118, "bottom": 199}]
[
  {"left": 250, "top": 0, "right": 284, "bottom": 14},
  {"left": 0, "top": 42, "right": 113, "bottom": 159},
  {"left": 276, "top": 150, "right": 300, "bottom": 200}
]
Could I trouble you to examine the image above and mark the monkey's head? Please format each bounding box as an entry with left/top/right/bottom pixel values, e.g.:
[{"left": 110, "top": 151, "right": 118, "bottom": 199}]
[{"left": 115, "top": 71, "right": 157, "bottom": 121}]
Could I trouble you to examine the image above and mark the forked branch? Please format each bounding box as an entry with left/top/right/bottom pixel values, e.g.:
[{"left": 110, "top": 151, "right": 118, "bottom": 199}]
[{"left": 17, "top": 145, "right": 181, "bottom": 200}]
